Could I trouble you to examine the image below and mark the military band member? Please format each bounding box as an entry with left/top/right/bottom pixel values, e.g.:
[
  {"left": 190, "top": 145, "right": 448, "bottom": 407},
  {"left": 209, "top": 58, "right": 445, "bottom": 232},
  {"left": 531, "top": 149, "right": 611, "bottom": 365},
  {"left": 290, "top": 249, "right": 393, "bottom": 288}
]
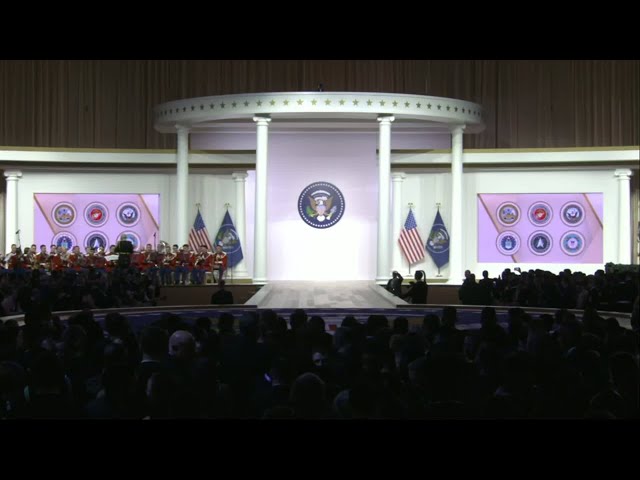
[
  {"left": 212, "top": 242, "right": 228, "bottom": 284},
  {"left": 174, "top": 244, "right": 191, "bottom": 285},
  {"left": 191, "top": 245, "right": 211, "bottom": 285}
]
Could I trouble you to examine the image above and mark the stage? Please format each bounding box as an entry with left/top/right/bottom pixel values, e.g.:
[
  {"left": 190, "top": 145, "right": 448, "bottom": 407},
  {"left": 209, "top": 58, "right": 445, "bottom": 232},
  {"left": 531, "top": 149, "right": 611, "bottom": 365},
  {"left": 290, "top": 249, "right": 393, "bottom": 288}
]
[{"left": 156, "top": 281, "right": 463, "bottom": 308}]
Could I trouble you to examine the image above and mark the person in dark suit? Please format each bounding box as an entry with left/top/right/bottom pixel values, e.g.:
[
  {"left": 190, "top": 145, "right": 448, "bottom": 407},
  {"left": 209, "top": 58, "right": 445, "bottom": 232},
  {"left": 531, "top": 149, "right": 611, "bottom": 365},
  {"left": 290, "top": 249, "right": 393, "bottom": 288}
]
[
  {"left": 386, "top": 271, "right": 404, "bottom": 297},
  {"left": 402, "top": 270, "right": 428, "bottom": 304},
  {"left": 114, "top": 235, "right": 134, "bottom": 269},
  {"left": 211, "top": 280, "right": 234, "bottom": 305}
]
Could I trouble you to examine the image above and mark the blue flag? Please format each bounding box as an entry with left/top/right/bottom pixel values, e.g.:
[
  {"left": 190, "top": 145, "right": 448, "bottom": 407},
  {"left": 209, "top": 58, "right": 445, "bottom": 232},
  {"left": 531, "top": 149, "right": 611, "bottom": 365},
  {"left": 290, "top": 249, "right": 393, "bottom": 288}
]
[
  {"left": 425, "top": 209, "right": 450, "bottom": 268},
  {"left": 214, "top": 210, "right": 244, "bottom": 269}
]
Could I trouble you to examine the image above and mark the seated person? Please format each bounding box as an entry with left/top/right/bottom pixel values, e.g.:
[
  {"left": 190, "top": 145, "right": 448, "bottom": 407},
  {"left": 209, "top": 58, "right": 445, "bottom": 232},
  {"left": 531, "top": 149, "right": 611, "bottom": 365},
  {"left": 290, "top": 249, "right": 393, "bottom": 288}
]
[{"left": 211, "top": 243, "right": 228, "bottom": 284}]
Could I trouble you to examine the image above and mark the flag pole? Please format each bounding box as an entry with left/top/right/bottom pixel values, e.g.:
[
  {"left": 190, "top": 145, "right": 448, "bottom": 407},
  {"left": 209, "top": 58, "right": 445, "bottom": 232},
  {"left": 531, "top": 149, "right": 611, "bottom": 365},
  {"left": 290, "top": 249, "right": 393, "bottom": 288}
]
[
  {"left": 407, "top": 202, "right": 414, "bottom": 276},
  {"left": 435, "top": 202, "right": 442, "bottom": 277},
  {"left": 225, "top": 203, "right": 233, "bottom": 284}
]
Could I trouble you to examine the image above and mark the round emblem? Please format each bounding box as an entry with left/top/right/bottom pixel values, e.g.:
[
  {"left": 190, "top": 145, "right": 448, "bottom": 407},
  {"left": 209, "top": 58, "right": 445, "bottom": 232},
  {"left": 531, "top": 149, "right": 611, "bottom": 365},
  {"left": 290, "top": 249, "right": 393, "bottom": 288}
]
[
  {"left": 116, "top": 203, "right": 141, "bottom": 226},
  {"left": 52, "top": 232, "right": 77, "bottom": 250},
  {"left": 528, "top": 231, "right": 553, "bottom": 256},
  {"left": 426, "top": 224, "right": 450, "bottom": 255},
  {"left": 118, "top": 231, "right": 141, "bottom": 250},
  {"left": 528, "top": 202, "right": 553, "bottom": 227},
  {"left": 561, "top": 202, "right": 585, "bottom": 226},
  {"left": 298, "top": 182, "right": 345, "bottom": 229},
  {"left": 215, "top": 225, "right": 242, "bottom": 257},
  {"left": 560, "top": 231, "right": 585, "bottom": 256},
  {"left": 84, "top": 202, "right": 108, "bottom": 227},
  {"left": 496, "top": 202, "right": 520, "bottom": 226},
  {"left": 84, "top": 231, "right": 109, "bottom": 250},
  {"left": 52, "top": 203, "right": 76, "bottom": 227},
  {"left": 496, "top": 231, "right": 521, "bottom": 256}
]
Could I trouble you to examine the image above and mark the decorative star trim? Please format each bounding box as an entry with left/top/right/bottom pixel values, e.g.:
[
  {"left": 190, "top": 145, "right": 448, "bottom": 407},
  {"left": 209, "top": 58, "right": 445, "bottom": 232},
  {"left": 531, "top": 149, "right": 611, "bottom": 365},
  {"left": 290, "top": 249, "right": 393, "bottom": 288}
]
[
  {"left": 200, "top": 105, "right": 204, "bottom": 110},
  {"left": 454, "top": 106, "right": 458, "bottom": 112},
  {"left": 353, "top": 100, "right": 359, "bottom": 106},
  {"left": 446, "top": 106, "right": 451, "bottom": 111},
  {"left": 339, "top": 99, "right": 345, "bottom": 105},
  {"left": 367, "top": 100, "right": 372, "bottom": 106},
  {"left": 379, "top": 100, "right": 386, "bottom": 106},
  {"left": 427, "top": 103, "right": 432, "bottom": 109},
  {"left": 392, "top": 101, "right": 398, "bottom": 107},
  {"left": 437, "top": 105, "right": 442, "bottom": 110},
  {"left": 210, "top": 104, "right": 215, "bottom": 109},
  {"left": 220, "top": 102, "right": 226, "bottom": 108},
  {"left": 182, "top": 107, "right": 187, "bottom": 112},
  {"left": 311, "top": 99, "right": 317, "bottom": 105},
  {"left": 416, "top": 103, "right": 421, "bottom": 108},
  {"left": 405, "top": 102, "right": 410, "bottom": 107},
  {"left": 244, "top": 101, "right": 249, "bottom": 107},
  {"left": 190, "top": 105, "right": 195, "bottom": 111},
  {"left": 256, "top": 100, "right": 262, "bottom": 106},
  {"left": 325, "top": 99, "right": 331, "bottom": 105},
  {"left": 283, "top": 100, "right": 290, "bottom": 106},
  {"left": 231, "top": 102, "right": 237, "bottom": 107},
  {"left": 297, "top": 99, "right": 303, "bottom": 105},
  {"left": 269, "top": 100, "right": 276, "bottom": 106}
]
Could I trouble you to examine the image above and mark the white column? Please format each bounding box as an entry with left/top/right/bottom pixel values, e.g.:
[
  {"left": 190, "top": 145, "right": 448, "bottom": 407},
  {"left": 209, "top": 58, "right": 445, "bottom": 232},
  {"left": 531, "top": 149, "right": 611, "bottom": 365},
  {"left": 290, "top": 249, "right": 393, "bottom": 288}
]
[
  {"left": 4, "top": 170, "right": 22, "bottom": 250},
  {"left": 253, "top": 115, "right": 271, "bottom": 284},
  {"left": 448, "top": 125, "right": 466, "bottom": 284},
  {"left": 391, "top": 171, "right": 406, "bottom": 275},
  {"left": 376, "top": 115, "right": 395, "bottom": 282},
  {"left": 232, "top": 171, "right": 250, "bottom": 278},
  {"left": 175, "top": 125, "right": 190, "bottom": 246},
  {"left": 615, "top": 169, "right": 633, "bottom": 264}
]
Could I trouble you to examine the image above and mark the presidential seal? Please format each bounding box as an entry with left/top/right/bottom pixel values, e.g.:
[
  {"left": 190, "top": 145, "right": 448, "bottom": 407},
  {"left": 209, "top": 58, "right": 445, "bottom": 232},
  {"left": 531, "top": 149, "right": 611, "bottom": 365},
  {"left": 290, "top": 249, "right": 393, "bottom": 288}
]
[
  {"left": 118, "top": 231, "right": 141, "bottom": 250},
  {"left": 560, "top": 231, "right": 585, "bottom": 256},
  {"left": 528, "top": 231, "right": 553, "bottom": 256},
  {"left": 52, "top": 202, "right": 77, "bottom": 227},
  {"left": 496, "top": 202, "right": 520, "bottom": 227},
  {"left": 52, "top": 232, "right": 77, "bottom": 250},
  {"left": 116, "top": 203, "right": 141, "bottom": 227},
  {"left": 528, "top": 202, "right": 553, "bottom": 227},
  {"left": 84, "top": 202, "right": 108, "bottom": 227},
  {"left": 496, "top": 231, "right": 521, "bottom": 256},
  {"left": 298, "top": 182, "right": 345, "bottom": 229},
  {"left": 561, "top": 202, "right": 585, "bottom": 226},
  {"left": 84, "top": 231, "right": 109, "bottom": 250}
]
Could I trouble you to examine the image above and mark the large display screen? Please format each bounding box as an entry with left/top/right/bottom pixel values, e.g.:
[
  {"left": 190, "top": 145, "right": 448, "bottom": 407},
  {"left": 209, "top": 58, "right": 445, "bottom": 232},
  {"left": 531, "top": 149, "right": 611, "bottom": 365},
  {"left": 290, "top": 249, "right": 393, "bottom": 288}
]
[
  {"left": 477, "top": 193, "right": 603, "bottom": 263},
  {"left": 34, "top": 193, "right": 160, "bottom": 251}
]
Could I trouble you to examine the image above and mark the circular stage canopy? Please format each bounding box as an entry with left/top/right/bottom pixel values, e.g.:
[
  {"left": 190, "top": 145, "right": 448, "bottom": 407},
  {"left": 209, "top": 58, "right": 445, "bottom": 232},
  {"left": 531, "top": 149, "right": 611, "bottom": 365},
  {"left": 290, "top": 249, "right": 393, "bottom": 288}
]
[{"left": 154, "top": 92, "right": 485, "bottom": 134}]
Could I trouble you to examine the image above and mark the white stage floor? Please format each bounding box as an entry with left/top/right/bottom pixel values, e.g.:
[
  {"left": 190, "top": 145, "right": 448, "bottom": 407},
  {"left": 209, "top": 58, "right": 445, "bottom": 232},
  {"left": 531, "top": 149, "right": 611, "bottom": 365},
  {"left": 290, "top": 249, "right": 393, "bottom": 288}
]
[{"left": 245, "top": 281, "right": 408, "bottom": 309}]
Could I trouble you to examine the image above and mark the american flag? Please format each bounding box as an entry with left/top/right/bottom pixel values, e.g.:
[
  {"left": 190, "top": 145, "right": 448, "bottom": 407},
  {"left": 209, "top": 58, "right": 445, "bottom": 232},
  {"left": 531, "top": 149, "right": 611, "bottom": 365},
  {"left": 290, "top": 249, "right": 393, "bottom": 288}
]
[
  {"left": 188, "top": 209, "right": 213, "bottom": 251},
  {"left": 398, "top": 209, "right": 425, "bottom": 265}
]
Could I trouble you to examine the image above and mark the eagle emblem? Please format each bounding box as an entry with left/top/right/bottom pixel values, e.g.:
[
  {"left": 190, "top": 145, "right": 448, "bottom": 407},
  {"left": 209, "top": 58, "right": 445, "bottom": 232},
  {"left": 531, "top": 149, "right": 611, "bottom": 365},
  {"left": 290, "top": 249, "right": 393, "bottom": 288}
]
[{"left": 298, "top": 182, "right": 345, "bottom": 229}]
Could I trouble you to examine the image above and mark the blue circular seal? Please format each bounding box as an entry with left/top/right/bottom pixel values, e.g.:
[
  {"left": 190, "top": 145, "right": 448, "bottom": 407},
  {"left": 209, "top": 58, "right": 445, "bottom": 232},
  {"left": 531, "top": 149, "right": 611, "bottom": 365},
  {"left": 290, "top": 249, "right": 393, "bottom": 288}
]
[
  {"left": 560, "top": 231, "right": 585, "bottom": 256},
  {"left": 298, "top": 182, "right": 345, "bottom": 229},
  {"left": 52, "top": 232, "right": 76, "bottom": 249},
  {"left": 215, "top": 222, "right": 242, "bottom": 256},
  {"left": 496, "top": 231, "right": 521, "bottom": 256},
  {"left": 528, "top": 202, "right": 553, "bottom": 227},
  {"left": 561, "top": 202, "right": 585, "bottom": 226},
  {"left": 496, "top": 202, "right": 520, "bottom": 227},
  {"left": 528, "top": 231, "right": 553, "bottom": 256},
  {"left": 426, "top": 222, "right": 450, "bottom": 255},
  {"left": 84, "top": 231, "right": 109, "bottom": 250},
  {"left": 84, "top": 202, "right": 109, "bottom": 227},
  {"left": 117, "top": 203, "right": 141, "bottom": 227},
  {"left": 118, "top": 231, "right": 141, "bottom": 250},
  {"left": 52, "top": 202, "right": 76, "bottom": 227}
]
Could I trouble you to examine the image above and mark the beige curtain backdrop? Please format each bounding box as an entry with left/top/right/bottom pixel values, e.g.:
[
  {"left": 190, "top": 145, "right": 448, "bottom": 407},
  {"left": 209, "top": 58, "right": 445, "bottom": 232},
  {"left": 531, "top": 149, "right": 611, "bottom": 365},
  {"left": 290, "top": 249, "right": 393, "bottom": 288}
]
[{"left": 0, "top": 60, "right": 638, "bottom": 149}]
